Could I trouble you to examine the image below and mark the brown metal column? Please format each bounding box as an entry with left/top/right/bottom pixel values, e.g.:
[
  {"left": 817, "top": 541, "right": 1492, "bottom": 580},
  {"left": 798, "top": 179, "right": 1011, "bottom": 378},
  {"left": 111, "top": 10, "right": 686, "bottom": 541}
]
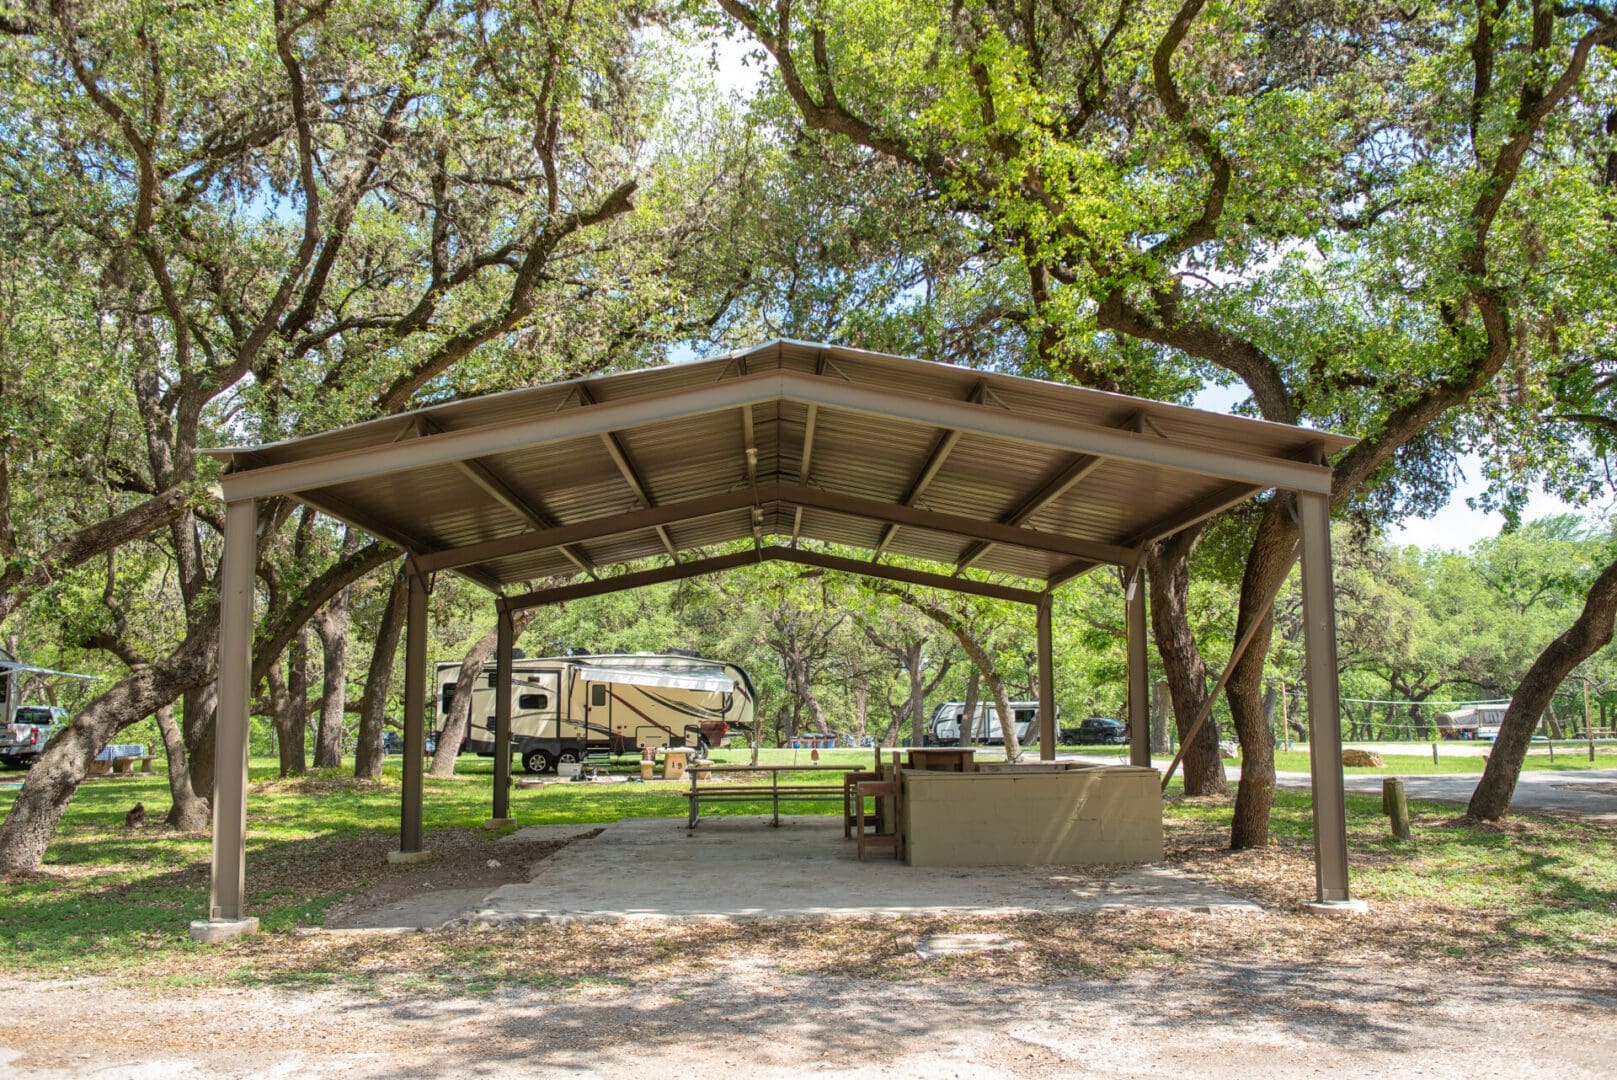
[
  {"left": 400, "top": 564, "right": 429, "bottom": 854},
  {"left": 206, "top": 498, "right": 256, "bottom": 925},
  {"left": 1037, "top": 592, "right": 1055, "bottom": 761},
  {"left": 1126, "top": 570, "right": 1151, "bottom": 768},
  {"left": 490, "top": 607, "right": 514, "bottom": 824},
  {"left": 1299, "top": 491, "right": 1351, "bottom": 904}
]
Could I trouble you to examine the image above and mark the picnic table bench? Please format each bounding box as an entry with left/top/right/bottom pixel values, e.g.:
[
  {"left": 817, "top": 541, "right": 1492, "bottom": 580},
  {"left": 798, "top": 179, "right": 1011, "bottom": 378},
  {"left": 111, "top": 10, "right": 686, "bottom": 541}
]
[{"left": 684, "top": 763, "right": 867, "bottom": 828}]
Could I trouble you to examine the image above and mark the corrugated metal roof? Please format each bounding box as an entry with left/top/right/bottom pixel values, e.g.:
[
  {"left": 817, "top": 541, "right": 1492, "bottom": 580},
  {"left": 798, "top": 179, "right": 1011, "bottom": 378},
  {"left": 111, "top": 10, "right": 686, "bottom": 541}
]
[{"left": 205, "top": 341, "right": 1353, "bottom": 591}]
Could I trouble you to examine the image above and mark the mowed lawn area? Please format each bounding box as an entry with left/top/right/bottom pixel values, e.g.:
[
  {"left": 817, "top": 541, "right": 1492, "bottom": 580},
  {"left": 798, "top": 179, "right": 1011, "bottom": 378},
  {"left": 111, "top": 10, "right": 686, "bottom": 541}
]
[{"left": 1, "top": 746, "right": 1614, "bottom": 991}]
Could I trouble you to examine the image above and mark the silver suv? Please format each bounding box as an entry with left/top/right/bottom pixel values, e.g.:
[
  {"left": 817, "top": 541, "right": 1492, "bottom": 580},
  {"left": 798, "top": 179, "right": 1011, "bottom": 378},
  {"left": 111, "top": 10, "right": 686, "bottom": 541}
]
[{"left": 1, "top": 705, "right": 67, "bottom": 768}]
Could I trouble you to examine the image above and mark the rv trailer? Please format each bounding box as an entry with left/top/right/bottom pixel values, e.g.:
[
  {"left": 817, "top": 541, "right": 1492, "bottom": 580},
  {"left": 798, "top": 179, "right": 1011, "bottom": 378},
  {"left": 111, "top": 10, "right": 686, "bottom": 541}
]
[
  {"left": 925, "top": 700, "right": 1047, "bottom": 747},
  {"left": 436, "top": 653, "right": 756, "bottom": 774}
]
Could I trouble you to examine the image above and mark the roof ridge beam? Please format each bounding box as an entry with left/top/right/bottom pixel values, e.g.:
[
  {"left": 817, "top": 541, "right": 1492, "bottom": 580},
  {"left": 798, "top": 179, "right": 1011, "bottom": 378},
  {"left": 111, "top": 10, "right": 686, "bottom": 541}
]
[{"left": 499, "top": 545, "right": 1043, "bottom": 612}]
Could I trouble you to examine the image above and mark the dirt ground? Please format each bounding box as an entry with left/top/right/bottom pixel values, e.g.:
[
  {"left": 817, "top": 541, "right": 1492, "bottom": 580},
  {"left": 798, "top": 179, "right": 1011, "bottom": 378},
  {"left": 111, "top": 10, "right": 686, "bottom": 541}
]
[
  {"left": 3, "top": 952, "right": 1613, "bottom": 1078},
  {"left": 6, "top": 809, "right": 1613, "bottom": 1076}
]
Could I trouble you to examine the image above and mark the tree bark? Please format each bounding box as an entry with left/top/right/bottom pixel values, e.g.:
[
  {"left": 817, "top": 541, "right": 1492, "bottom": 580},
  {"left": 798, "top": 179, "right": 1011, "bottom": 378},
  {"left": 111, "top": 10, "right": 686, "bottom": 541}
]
[
  {"left": 1147, "top": 536, "right": 1227, "bottom": 795},
  {"left": 960, "top": 668, "right": 980, "bottom": 751},
  {"left": 1226, "top": 501, "right": 1298, "bottom": 848},
  {"left": 266, "top": 629, "right": 311, "bottom": 776},
  {"left": 1150, "top": 680, "right": 1171, "bottom": 754},
  {"left": 311, "top": 584, "right": 353, "bottom": 768},
  {"left": 153, "top": 703, "right": 209, "bottom": 831},
  {"left": 1469, "top": 555, "right": 1617, "bottom": 819},
  {"left": 354, "top": 567, "right": 406, "bottom": 780}
]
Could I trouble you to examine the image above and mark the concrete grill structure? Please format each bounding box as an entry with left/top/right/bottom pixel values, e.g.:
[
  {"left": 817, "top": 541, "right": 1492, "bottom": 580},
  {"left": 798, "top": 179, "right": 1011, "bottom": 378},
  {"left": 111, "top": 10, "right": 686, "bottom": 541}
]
[{"left": 195, "top": 340, "right": 1361, "bottom": 938}]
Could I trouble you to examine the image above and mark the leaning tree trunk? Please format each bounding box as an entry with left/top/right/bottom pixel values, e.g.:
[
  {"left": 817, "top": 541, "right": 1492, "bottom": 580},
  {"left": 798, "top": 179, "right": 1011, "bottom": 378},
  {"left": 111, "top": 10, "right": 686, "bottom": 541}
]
[
  {"left": 1469, "top": 555, "right": 1617, "bottom": 819},
  {"left": 1225, "top": 501, "right": 1299, "bottom": 849},
  {"left": 430, "top": 625, "right": 501, "bottom": 778},
  {"left": 429, "top": 609, "right": 534, "bottom": 778},
  {"left": 1147, "top": 537, "right": 1227, "bottom": 795},
  {"left": 354, "top": 568, "right": 406, "bottom": 781},
  {"left": 312, "top": 586, "right": 353, "bottom": 769},
  {"left": 154, "top": 703, "right": 210, "bottom": 831},
  {"left": 0, "top": 541, "right": 394, "bottom": 875},
  {"left": 0, "top": 620, "right": 217, "bottom": 874}
]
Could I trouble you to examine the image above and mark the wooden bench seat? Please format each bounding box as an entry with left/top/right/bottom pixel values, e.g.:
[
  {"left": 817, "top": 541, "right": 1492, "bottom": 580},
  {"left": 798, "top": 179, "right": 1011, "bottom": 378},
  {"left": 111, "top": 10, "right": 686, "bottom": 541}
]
[{"left": 684, "top": 770, "right": 857, "bottom": 828}]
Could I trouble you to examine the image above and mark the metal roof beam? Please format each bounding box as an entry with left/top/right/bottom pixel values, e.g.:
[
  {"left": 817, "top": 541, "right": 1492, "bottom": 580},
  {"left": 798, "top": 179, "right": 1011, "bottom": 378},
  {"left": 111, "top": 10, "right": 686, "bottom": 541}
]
[
  {"left": 955, "top": 452, "right": 1107, "bottom": 573},
  {"left": 295, "top": 490, "right": 501, "bottom": 593},
  {"left": 412, "top": 487, "right": 762, "bottom": 573},
  {"left": 871, "top": 381, "right": 985, "bottom": 562},
  {"left": 419, "top": 418, "right": 595, "bottom": 578},
  {"left": 790, "top": 403, "right": 817, "bottom": 548},
  {"left": 498, "top": 545, "right": 1043, "bottom": 612},
  {"left": 577, "top": 383, "right": 679, "bottom": 563},
  {"left": 413, "top": 482, "right": 1134, "bottom": 577}
]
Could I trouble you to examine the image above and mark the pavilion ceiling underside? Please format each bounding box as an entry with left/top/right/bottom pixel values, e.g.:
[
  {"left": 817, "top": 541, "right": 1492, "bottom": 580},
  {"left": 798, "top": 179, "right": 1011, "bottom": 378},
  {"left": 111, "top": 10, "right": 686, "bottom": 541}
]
[{"left": 298, "top": 397, "right": 1271, "bottom": 588}]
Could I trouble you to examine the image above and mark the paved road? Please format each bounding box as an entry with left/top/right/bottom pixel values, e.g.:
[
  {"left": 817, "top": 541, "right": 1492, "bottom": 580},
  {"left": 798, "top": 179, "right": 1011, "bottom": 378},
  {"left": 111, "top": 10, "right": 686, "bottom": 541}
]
[{"left": 1270, "top": 767, "right": 1617, "bottom": 823}]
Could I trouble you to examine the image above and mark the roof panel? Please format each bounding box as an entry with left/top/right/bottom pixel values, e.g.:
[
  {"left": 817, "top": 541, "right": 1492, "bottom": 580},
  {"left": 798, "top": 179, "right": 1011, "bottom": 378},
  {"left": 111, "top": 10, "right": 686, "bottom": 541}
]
[{"left": 206, "top": 341, "right": 1353, "bottom": 591}]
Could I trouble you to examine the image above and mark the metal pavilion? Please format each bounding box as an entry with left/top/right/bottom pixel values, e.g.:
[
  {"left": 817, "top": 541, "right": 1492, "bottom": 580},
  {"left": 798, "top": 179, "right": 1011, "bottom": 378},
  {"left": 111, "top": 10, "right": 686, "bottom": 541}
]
[{"left": 195, "top": 340, "right": 1360, "bottom": 938}]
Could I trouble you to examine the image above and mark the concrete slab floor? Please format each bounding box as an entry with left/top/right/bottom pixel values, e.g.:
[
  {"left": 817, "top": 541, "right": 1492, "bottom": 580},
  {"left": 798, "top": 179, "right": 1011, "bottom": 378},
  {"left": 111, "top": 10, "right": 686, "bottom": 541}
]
[{"left": 454, "top": 815, "right": 1260, "bottom": 928}]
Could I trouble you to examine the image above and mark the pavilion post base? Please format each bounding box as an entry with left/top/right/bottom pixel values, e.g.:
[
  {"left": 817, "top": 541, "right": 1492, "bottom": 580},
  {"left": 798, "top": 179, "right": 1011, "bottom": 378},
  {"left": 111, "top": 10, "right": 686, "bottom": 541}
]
[
  {"left": 1301, "top": 899, "right": 1369, "bottom": 917},
  {"left": 483, "top": 817, "right": 518, "bottom": 829},
  {"left": 386, "top": 849, "right": 433, "bottom": 865},
  {"left": 188, "top": 917, "right": 259, "bottom": 944}
]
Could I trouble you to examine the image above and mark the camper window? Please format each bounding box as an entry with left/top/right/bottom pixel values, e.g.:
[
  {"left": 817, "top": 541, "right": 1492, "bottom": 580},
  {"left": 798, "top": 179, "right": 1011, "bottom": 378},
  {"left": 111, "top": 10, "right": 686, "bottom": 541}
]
[
  {"left": 486, "top": 673, "right": 499, "bottom": 688},
  {"left": 518, "top": 693, "right": 548, "bottom": 711},
  {"left": 440, "top": 685, "right": 455, "bottom": 715},
  {"left": 590, "top": 684, "right": 607, "bottom": 707}
]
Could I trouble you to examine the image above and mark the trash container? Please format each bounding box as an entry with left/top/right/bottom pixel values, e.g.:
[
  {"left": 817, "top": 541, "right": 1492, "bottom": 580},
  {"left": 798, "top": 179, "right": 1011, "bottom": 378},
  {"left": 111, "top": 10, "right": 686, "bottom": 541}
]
[
  {"left": 663, "top": 747, "right": 692, "bottom": 781},
  {"left": 640, "top": 759, "right": 656, "bottom": 780}
]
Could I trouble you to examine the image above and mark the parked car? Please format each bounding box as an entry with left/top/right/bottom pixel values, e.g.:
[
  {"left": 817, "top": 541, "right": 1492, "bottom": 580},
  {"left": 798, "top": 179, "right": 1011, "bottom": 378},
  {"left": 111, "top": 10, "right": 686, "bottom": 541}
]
[
  {"left": 380, "top": 730, "right": 439, "bottom": 755},
  {"left": 1066, "top": 716, "right": 1128, "bottom": 746},
  {"left": 1, "top": 705, "right": 68, "bottom": 768}
]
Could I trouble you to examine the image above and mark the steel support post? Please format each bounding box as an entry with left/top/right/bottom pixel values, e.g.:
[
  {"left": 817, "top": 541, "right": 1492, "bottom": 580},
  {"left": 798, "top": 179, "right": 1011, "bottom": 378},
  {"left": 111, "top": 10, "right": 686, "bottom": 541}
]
[
  {"left": 491, "top": 608, "right": 514, "bottom": 823},
  {"left": 400, "top": 565, "right": 428, "bottom": 854},
  {"left": 1299, "top": 491, "right": 1351, "bottom": 904},
  {"left": 1126, "top": 570, "right": 1151, "bottom": 768},
  {"left": 206, "top": 498, "right": 256, "bottom": 925},
  {"left": 1037, "top": 593, "right": 1056, "bottom": 761}
]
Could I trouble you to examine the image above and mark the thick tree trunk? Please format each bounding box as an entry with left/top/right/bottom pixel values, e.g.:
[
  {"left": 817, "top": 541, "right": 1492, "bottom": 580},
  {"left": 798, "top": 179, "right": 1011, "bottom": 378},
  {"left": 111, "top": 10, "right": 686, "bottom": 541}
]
[
  {"left": 182, "top": 684, "right": 217, "bottom": 803},
  {"left": 1147, "top": 537, "right": 1227, "bottom": 795},
  {"left": 0, "top": 620, "right": 217, "bottom": 874},
  {"left": 311, "top": 586, "right": 352, "bottom": 768},
  {"left": 1469, "top": 555, "right": 1617, "bottom": 819},
  {"left": 1150, "top": 680, "right": 1171, "bottom": 754},
  {"left": 960, "top": 668, "right": 980, "bottom": 751},
  {"left": 267, "top": 630, "right": 311, "bottom": 776},
  {"left": 1226, "top": 501, "right": 1298, "bottom": 849},
  {"left": 154, "top": 703, "right": 210, "bottom": 831},
  {"left": 907, "top": 641, "right": 925, "bottom": 746},
  {"left": 354, "top": 568, "right": 406, "bottom": 780}
]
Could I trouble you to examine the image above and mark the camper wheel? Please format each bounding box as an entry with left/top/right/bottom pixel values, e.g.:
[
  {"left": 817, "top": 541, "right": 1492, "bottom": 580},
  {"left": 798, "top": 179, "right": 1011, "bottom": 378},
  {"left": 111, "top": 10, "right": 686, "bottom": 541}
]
[
  {"left": 693, "top": 736, "right": 710, "bottom": 762},
  {"left": 521, "top": 748, "right": 555, "bottom": 775},
  {"left": 556, "top": 749, "right": 581, "bottom": 769}
]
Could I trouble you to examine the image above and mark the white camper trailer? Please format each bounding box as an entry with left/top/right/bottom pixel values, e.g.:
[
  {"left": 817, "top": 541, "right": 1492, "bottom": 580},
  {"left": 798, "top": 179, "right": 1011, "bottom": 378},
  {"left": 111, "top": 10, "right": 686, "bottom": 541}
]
[
  {"left": 925, "top": 700, "right": 1046, "bottom": 747},
  {"left": 436, "top": 653, "right": 756, "bottom": 774}
]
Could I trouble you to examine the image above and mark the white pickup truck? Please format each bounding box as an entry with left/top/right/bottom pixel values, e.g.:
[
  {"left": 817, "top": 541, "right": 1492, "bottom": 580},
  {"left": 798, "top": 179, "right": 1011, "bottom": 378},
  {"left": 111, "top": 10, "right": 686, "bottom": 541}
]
[{"left": 1, "top": 705, "right": 67, "bottom": 768}]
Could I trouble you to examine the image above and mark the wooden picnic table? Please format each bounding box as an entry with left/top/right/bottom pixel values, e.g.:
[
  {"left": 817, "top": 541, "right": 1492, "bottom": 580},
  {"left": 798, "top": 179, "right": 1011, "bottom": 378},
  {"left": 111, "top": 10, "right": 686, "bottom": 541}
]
[{"left": 685, "top": 763, "right": 869, "bottom": 828}]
